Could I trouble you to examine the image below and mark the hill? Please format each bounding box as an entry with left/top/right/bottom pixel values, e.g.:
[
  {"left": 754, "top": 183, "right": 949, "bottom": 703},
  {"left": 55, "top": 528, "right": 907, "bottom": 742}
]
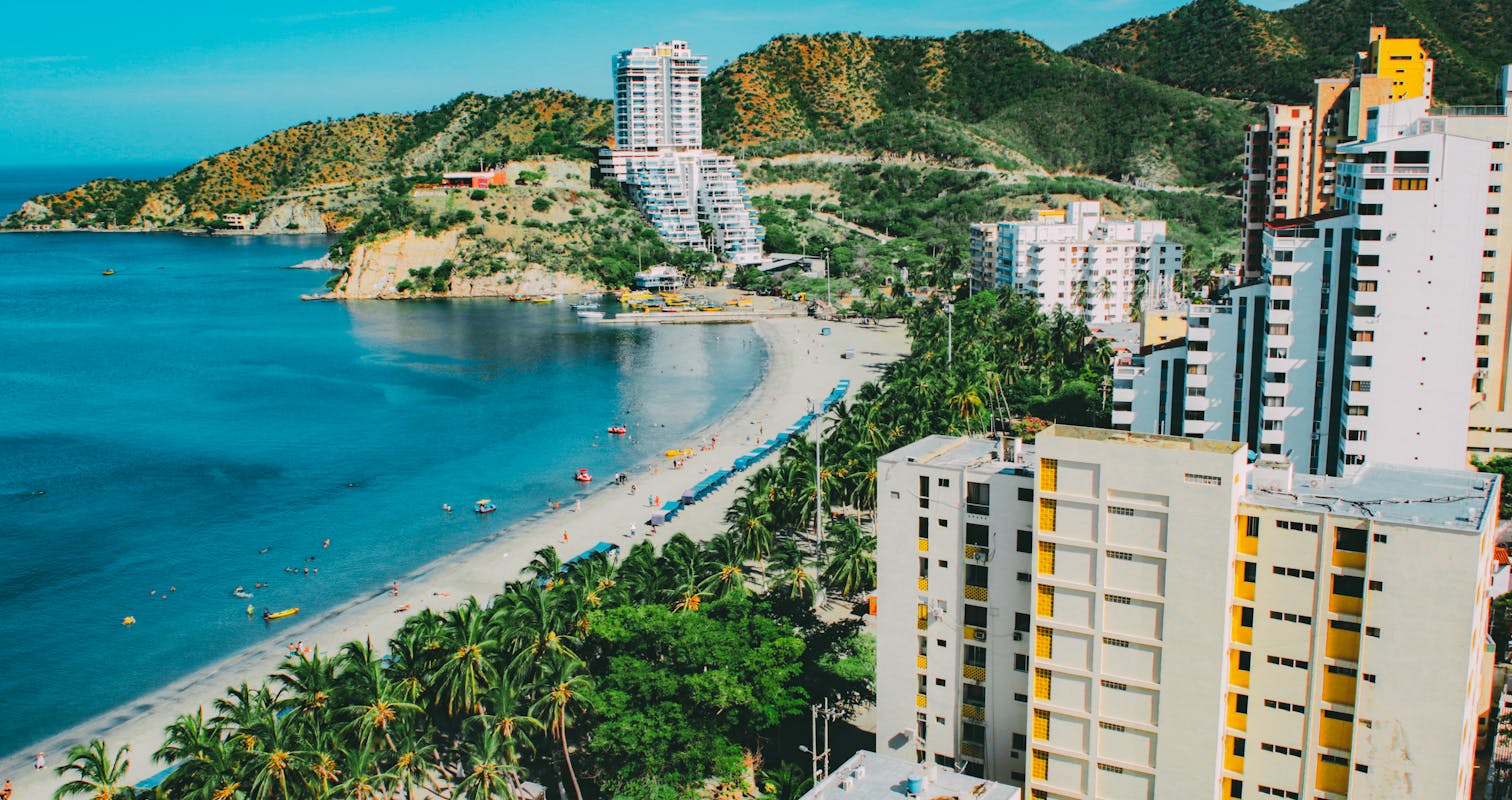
[
  {"left": 4, "top": 89, "right": 610, "bottom": 231},
  {"left": 1065, "top": 0, "right": 1512, "bottom": 105},
  {"left": 703, "top": 30, "right": 1253, "bottom": 187}
]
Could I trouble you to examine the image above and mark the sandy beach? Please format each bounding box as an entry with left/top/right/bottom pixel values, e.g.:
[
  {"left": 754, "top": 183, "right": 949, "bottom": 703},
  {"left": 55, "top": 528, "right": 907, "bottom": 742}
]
[{"left": 4, "top": 313, "right": 909, "bottom": 795}]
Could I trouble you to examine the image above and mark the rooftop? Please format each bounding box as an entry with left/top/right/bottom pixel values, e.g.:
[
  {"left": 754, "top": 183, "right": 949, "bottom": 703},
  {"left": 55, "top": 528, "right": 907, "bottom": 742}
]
[
  {"left": 880, "top": 436, "right": 1014, "bottom": 471},
  {"left": 1244, "top": 462, "right": 1498, "bottom": 532},
  {"left": 1046, "top": 424, "right": 1245, "bottom": 454},
  {"left": 800, "top": 751, "right": 1020, "bottom": 800}
]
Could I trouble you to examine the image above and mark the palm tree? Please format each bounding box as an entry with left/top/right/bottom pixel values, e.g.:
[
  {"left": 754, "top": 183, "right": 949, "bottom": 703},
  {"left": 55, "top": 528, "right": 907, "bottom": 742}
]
[
  {"left": 53, "top": 740, "right": 131, "bottom": 800},
  {"left": 529, "top": 657, "right": 592, "bottom": 800},
  {"left": 430, "top": 597, "right": 499, "bottom": 719},
  {"left": 155, "top": 709, "right": 240, "bottom": 800},
  {"left": 466, "top": 676, "right": 544, "bottom": 769},
  {"left": 699, "top": 532, "right": 752, "bottom": 599},
  {"left": 767, "top": 539, "right": 818, "bottom": 603},
  {"left": 454, "top": 727, "right": 522, "bottom": 800},
  {"left": 521, "top": 546, "right": 563, "bottom": 585},
  {"left": 386, "top": 729, "right": 440, "bottom": 800},
  {"left": 723, "top": 488, "right": 776, "bottom": 563},
  {"left": 821, "top": 517, "right": 878, "bottom": 598}
]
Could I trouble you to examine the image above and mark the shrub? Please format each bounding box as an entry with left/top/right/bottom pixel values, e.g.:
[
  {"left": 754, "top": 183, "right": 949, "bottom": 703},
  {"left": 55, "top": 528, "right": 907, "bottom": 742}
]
[
  {"left": 532, "top": 197, "right": 553, "bottom": 213},
  {"left": 469, "top": 189, "right": 487, "bottom": 201}
]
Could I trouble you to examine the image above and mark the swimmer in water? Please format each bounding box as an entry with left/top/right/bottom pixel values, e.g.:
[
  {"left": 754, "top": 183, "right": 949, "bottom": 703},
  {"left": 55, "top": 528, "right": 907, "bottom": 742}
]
[{"left": 323, "top": 538, "right": 330, "bottom": 549}]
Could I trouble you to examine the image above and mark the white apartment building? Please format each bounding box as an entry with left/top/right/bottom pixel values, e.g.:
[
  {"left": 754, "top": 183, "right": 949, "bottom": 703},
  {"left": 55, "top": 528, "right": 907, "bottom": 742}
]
[
  {"left": 876, "top": 427, "right": 1499, "bottom": 799},
  {"left": 982, "top": 202, "right": 1183, "bottom": 325},
  {"left": 875, "top": 435, "right": 1037, "bottom": 784},
  {"left": 969, "top": 222, "right": 1001, "bottom": 295},
  {"left": 611, "top": 41, "right": 704, "bottom": 151},
  {"left": 600, "top": 41, "right": 765, "bottom": 266},
  {"left": 1120, "top": 93, "right": 1497, "bottom": 475}
]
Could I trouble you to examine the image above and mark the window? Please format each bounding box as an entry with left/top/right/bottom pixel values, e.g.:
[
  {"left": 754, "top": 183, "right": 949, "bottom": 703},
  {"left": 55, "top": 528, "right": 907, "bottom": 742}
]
[
  {"left": 1392, "top": 178, "right": 1427, "bottom": 191},
  {"left": 918, "top": 517, "right": 930, "bottom": 539},
  {"left": 1014, "top": 653, "right": 1028, "bottom": 672},
  {"left": 1336, "top": 527, "right": 1369, "bottom": 553},
  {"left": 1272, "top": 566, "right": 1317, "bottom": 579},
  {"left": 1269, "top": 611, "right": 1313, "bottom": 624},
  {"left": 1264, "top": 698, "right": 1306, "bottom": 713},
  {"left": 1101, "top": 680, "right": 1128, "bottom": 691},
  {"left": 1358, "top": 203, "right": 1383, "bottom": 215},
  {"left": 1267, "top": 655, "right": 1310, "bottom": 669},
  {"left": 1012, "top": 733, "right": 1027, "bottom": 750},
  {"left": 966, "top": 523, "right": 989, "bottom": 548},
  {"left": 1275, "top": 519, "right": 1319, "bottom": 533},
  {"left": 1333, "top": 574, "right": 1365, "bottom": 597},
  {"left": 1014, "top": 613, "right": 1030, "bottom": 633},
  {"left": 1495, "top": 186, "right": 1505, "bottom": 194},
  {"left": 1394, "top": 150, "right": 1430, "bottom": 164},
  {"left": 964, "top": 605, "right": 987, "bottom": 628},
  {"left": 964, "top": 645, "right": 987, "bottom": 668},
  {"left": 966, "top": 482, "right": 989, "bottom": 515},
  {"left": 1017, "top": 487, "right": 1032, "bottom": 501},
  {"left": 919, "top": 476, "right": 929, "bottom": 508},
  {"left": 1364, "top": 178, "right": 1385, "bottom": 190},
  {"left": 1104, "top": 637, "right": 1130, "bottom": 648},
  {"left": 1185, "top": 473, "right": 1223, "bottom": 486},
  {"left": 937, "top": 478, "right": 950, "bottom": 488},
  {"left": 1017, "top": 530, "right": 1032, "bottom": 553},
  {"left": 1262, "top": 742, "right": 1303, "bottom": 757}
]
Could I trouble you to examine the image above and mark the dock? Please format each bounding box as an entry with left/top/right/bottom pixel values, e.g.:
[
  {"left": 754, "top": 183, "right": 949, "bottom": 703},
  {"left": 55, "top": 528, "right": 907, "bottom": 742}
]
[{"left": 581, "top": 310, "right": 793, "bottom": 325}]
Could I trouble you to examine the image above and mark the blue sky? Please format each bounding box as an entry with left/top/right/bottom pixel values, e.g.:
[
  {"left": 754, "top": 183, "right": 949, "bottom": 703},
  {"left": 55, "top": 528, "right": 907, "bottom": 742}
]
[{"left": 0, "top": 0, "right": 1299, "bottom": 168}]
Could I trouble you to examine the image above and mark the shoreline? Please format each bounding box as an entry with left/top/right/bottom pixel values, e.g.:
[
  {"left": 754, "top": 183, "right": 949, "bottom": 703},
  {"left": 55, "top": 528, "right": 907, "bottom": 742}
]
[{"left": 2, "top": 314, "right": 910, "bottom": 793}]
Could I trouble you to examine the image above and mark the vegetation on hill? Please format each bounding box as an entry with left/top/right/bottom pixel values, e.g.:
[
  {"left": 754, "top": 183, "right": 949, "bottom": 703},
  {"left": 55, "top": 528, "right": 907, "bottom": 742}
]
[
  {"left": 4, "top": 89, "right": 609, "bottom": 232},
  {"left": 704, "top": 30, "right": 1253, "bottom": 187},
  {"left": 1065, "top": 0, "right": 1512, "bottom": 105}
]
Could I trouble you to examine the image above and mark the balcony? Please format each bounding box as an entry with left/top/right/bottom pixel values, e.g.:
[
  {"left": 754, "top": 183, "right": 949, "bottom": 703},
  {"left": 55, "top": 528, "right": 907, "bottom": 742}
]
[
  {"left": 963, "top": 664, "right": 986, "bottom": 682},
  {"left": 962, "top": 703, "right": 986, "bottom": 721},
  {"left": 965, "top": 585, "right": 989, "bottom": 602},
  {"left": 918, "top": 538, "right": 929, "bottom": 553},
  {"left": 917, "top": 655, "right": 928, "bottom": 670},
  {"left": 917, "top": 693, "right": 928, "bottom": 708}
]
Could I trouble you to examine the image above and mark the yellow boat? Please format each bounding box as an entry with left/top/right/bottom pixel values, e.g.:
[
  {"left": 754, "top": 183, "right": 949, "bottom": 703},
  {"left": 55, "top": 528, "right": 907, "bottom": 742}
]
[
  {"left": 263, "top": 607, "right": 299, "bottom": 621},
  {"left": 101, "top": 269, "right": 116, "bottom": 276},
  {"left": 665, "top": 448, "right": 693, "bottom": 458}
]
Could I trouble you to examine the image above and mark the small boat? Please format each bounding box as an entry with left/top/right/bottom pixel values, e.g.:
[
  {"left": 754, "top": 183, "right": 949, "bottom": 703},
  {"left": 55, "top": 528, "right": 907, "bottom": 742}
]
[
  {"left": 263, "top": 608, "right": 299, "bottom": 621},
  {"left": 572, "top": 301, "right": 599, "bottom": 310},
  {"left": 101, "top": 269, "right": 116, "bottom": 276},
  {"left": 475, "top": 499, "right": 496, "bottom": 514},
  {"left": 574, "top": 468, "right": 593, "bottom": 483},
  {"left": 122, "top": 616, "right": 135, "bottom": 626},
  {"left": 576, "top": 310, "right": 604, "bottom": 320},
  {"left": 580, "top": 291, "right": 604, "bottom": 301},
  {"left": 530, "top": 296, "right": 555, "bottom": 303},
  {"left": 665, "top": 448, "right": 692, "bottom": 458},
  {"left": 607, "top": 426, "right": 627, "bottom": 435}
]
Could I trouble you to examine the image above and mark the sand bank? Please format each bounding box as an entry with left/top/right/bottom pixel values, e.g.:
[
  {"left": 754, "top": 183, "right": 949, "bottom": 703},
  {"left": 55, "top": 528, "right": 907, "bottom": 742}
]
[{"left": 3, "top": 314, "right": 910, "bottom": 793}]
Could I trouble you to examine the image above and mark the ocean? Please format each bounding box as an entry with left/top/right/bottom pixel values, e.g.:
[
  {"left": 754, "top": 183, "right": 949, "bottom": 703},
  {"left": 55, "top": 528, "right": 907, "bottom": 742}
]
[{"left": 0, "top": 167, "right": 766, "bottom": 755}]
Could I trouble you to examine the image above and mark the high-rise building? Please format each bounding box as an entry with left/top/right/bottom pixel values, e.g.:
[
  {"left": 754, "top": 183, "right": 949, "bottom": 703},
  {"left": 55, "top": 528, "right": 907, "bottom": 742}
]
[
  {"left": 1120, "top": 91, "right": 1498, "bottom": 476},
  {"left": 876, "top": 427, "right": 1499, "bottom": 799},
  {"left": 1239, "top": 28, "right": 1434, "bottom": 279},
  {"left": 599, "top": 41, "right": 765, "bottom": 265},
  {"left": 970, "top": 202, "right": 1184, "bottom": 325}
]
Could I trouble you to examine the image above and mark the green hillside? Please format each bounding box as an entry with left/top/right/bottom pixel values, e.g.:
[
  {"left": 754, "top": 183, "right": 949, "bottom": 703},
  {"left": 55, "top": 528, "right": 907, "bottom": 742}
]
[
  {"left": 1066, "top": 0, "right": 1512, "bottom": 105},
  {"left": 4, "top": 89, "right": 610, "bottom": 230},
  {"left": 703, "top": 30, "right": 1253, "bottom": 187}
]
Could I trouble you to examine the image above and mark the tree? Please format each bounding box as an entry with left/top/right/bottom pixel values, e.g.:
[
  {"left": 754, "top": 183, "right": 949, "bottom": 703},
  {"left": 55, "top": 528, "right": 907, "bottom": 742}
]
[
  {"left": 54, "top": 740, "right": 132, "bottom": 800},
  {"left": 821, "top": 517, "right": 877, "bottom": 598},
  {"left": 530, "top": 657, "right": 592, "bottom": 800}
]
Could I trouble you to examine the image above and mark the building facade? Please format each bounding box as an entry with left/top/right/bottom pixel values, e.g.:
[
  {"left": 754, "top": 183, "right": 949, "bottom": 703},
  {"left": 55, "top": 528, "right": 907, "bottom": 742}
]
[
  {"left": 599, "top": 41, "right": 764, "bottom": 265},
  {"left": 974, "top": 202, "right": 1183, "bottom": 325},
  {"left": 876, "top": 427, "right": 1499, "bottom": 799},
  {"left": 1239, "top": 27, "right": 1434, "bottom": 278}
]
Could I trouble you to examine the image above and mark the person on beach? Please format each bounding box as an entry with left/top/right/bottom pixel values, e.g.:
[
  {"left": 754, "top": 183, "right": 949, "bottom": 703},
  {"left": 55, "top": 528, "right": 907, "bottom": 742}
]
[
  {"left": 35, "top": 753, "right": 45, "bottom": 771},
  {"left": 574, "top": 499, "right": 581, "bottom": 513},
  {"left": 4, "top": 777, "right": 14, "bottom": 798},
  {"left": 562, "top": 530, "right": 569, "bottom": 543},
  {"left": 629, "top": 524, "right": 636, "bottom": 538},
  {"left": 630, "top": 484, "right": 637, "bottom": 495},
  {"left": 391, "top": 581, "right": 399, "bottom": 597}
]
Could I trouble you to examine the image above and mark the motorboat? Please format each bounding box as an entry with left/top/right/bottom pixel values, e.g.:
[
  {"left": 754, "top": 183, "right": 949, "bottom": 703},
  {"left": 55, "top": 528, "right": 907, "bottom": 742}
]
[
  {"left": 607, "top": 425, "right": 627, "bottom": 435},
  {"left": 574, "top": 468, "right": 593, "bottom": 482},
  {"left": 101, "top": 269, "right": 116, "bottom": 276},
  {"left": 263, "top": 608, "right": 299, "bottom": 621},
  {"left": 576, "top": 310, "right": 604, "bottom": 320},
  {"left": 475, "top": 499, "right": 496, "bottom": 514},
  {"left": 580, "top": 291, "right": 604, "bottom": 301},
  {"left": 572, "top": 301, "right": 599, "bottom": 311}
]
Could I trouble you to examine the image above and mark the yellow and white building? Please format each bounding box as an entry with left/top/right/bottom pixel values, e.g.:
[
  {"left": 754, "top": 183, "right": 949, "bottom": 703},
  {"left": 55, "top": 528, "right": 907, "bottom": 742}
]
[{"left": 877, "top": 426, "right": 1499, "bottom": 799}]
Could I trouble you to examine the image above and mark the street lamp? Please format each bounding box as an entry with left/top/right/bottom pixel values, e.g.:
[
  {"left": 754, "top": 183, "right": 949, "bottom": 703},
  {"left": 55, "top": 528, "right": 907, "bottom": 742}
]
[
  {"left": 822, "top": 246, "right": 832, "bottom": 308},
  {"left": 944, "top": 301, "right": 954, "bottom": 365}
]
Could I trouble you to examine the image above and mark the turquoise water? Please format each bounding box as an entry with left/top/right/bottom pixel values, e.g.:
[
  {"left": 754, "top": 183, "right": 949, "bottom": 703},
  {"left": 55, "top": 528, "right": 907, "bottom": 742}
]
[{"left": 0, "top": 196, "right": 764, "bottom": 753}]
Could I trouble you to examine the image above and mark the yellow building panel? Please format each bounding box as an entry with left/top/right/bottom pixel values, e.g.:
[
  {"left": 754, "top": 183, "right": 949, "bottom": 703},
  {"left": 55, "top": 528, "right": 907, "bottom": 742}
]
[
  {"left": 1224, "top": 735, "right": 1245, "bottom": 773},
  {"left": 1327, "top": 627, "right": 1361, "bottom": 661},
  {"left": 1322, "top": 671, "right": 1358, "bottom": 705},
  {"left": 1237, "top": 515, "right": 1259, "bottom": 555},
  {"left": 965, "top": 585, "right": 988, "bottom": 602},
  {"left": 917, "top": 577, "right": 929, "bottom": 592},
  {"left": 916, "top": 693, "right": 928, "bottom": 708},
  {"left": 1333, "top": 550, "right": 1366, "bottom": 570},
  {"left": 1039, "top": 541, "right": 1057, "bottom": 575},
  {"left": 1040, "top": 458, "right": 1058, "bottom": 492},
  {"left": 1035, "top": 668, "right": 1052, "bottom": 701},
  {"left": 1033, "top": 708, "right": 1050, "bottom": 739},
  {"left": 963, "top": 664, "right": 986, "bottom": 682},
  {"left": 1317, "top": 756, "right": 1350, "bottom": 795},
  {"left": 916, "top": 654, "right": 928, "bottom": 670},
  {"left": 918, "top": 537, "right": 930, "bottom": 553},
  {"left": 1319, "top": 716, "right": 1354, "bottom": 751},
  {"left": 963, "top": 703, "right": 985, "bottom": 721},
  {"left": 1036, "top": 626, "right": 1054, "bottom": 658},
  {"left": 1232, "top": 606, "right": 1253, "bottom": 646},
  {"left": 1032, "top": 750, "right": 1048, "bottom": 781},
  {"left": 1039, "top": 498, "right": 1057, "bottom": 532},
  {"left": 1230, "top": 650, "right": 1251, "bottom": 689},
  {"left": 1228, "top": 694, "right": 1248, "bottom": 732},
  {"left": 1234, "top": 560, "right": 1255, "bottom": 601},
  {"left": 1038, "top": 584, "right": 1056, "bottom": 617},
  {"left": 1329, "top": 593, "right": 1363, "bottom": 616}
]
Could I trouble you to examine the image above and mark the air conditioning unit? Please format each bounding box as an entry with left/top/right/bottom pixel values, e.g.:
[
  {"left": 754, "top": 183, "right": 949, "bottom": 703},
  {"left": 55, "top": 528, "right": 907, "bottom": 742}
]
[
  {"left": 973, "top": 628, "right": 988, "bottom": 641},
  {"left": 970, "top": 551, "right": 988, "bottom": 563},
  {"left": 1011, "top": 751, "right": 1022, "bottom": 759},
  {"left": 1013, "top": 631, "right": 1024, "bottom": 641}
]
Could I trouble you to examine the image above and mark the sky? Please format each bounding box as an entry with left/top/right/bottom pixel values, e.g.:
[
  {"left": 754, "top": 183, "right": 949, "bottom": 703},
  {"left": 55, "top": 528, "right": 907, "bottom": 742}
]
[{"left": 0, "top": 0, "right": 1299, "bottom": 169}]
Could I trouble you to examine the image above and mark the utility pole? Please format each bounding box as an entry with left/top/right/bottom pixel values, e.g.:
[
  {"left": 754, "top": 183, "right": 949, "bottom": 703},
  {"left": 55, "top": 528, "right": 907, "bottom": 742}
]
[
  {"left": 801, "top": 697, "right": 842, "bottom": 783},
  {"left": 945, "top": 302, "right": 954, "bottom": 365}
]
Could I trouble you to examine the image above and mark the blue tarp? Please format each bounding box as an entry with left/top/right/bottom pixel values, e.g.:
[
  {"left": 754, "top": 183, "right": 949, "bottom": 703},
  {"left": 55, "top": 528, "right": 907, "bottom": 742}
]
[
  {"left": 565, "top": 541, "right": 619, "bottom": 566},
  {"left": 136, "top": 765, "right": 179, "bottom": 790}
]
